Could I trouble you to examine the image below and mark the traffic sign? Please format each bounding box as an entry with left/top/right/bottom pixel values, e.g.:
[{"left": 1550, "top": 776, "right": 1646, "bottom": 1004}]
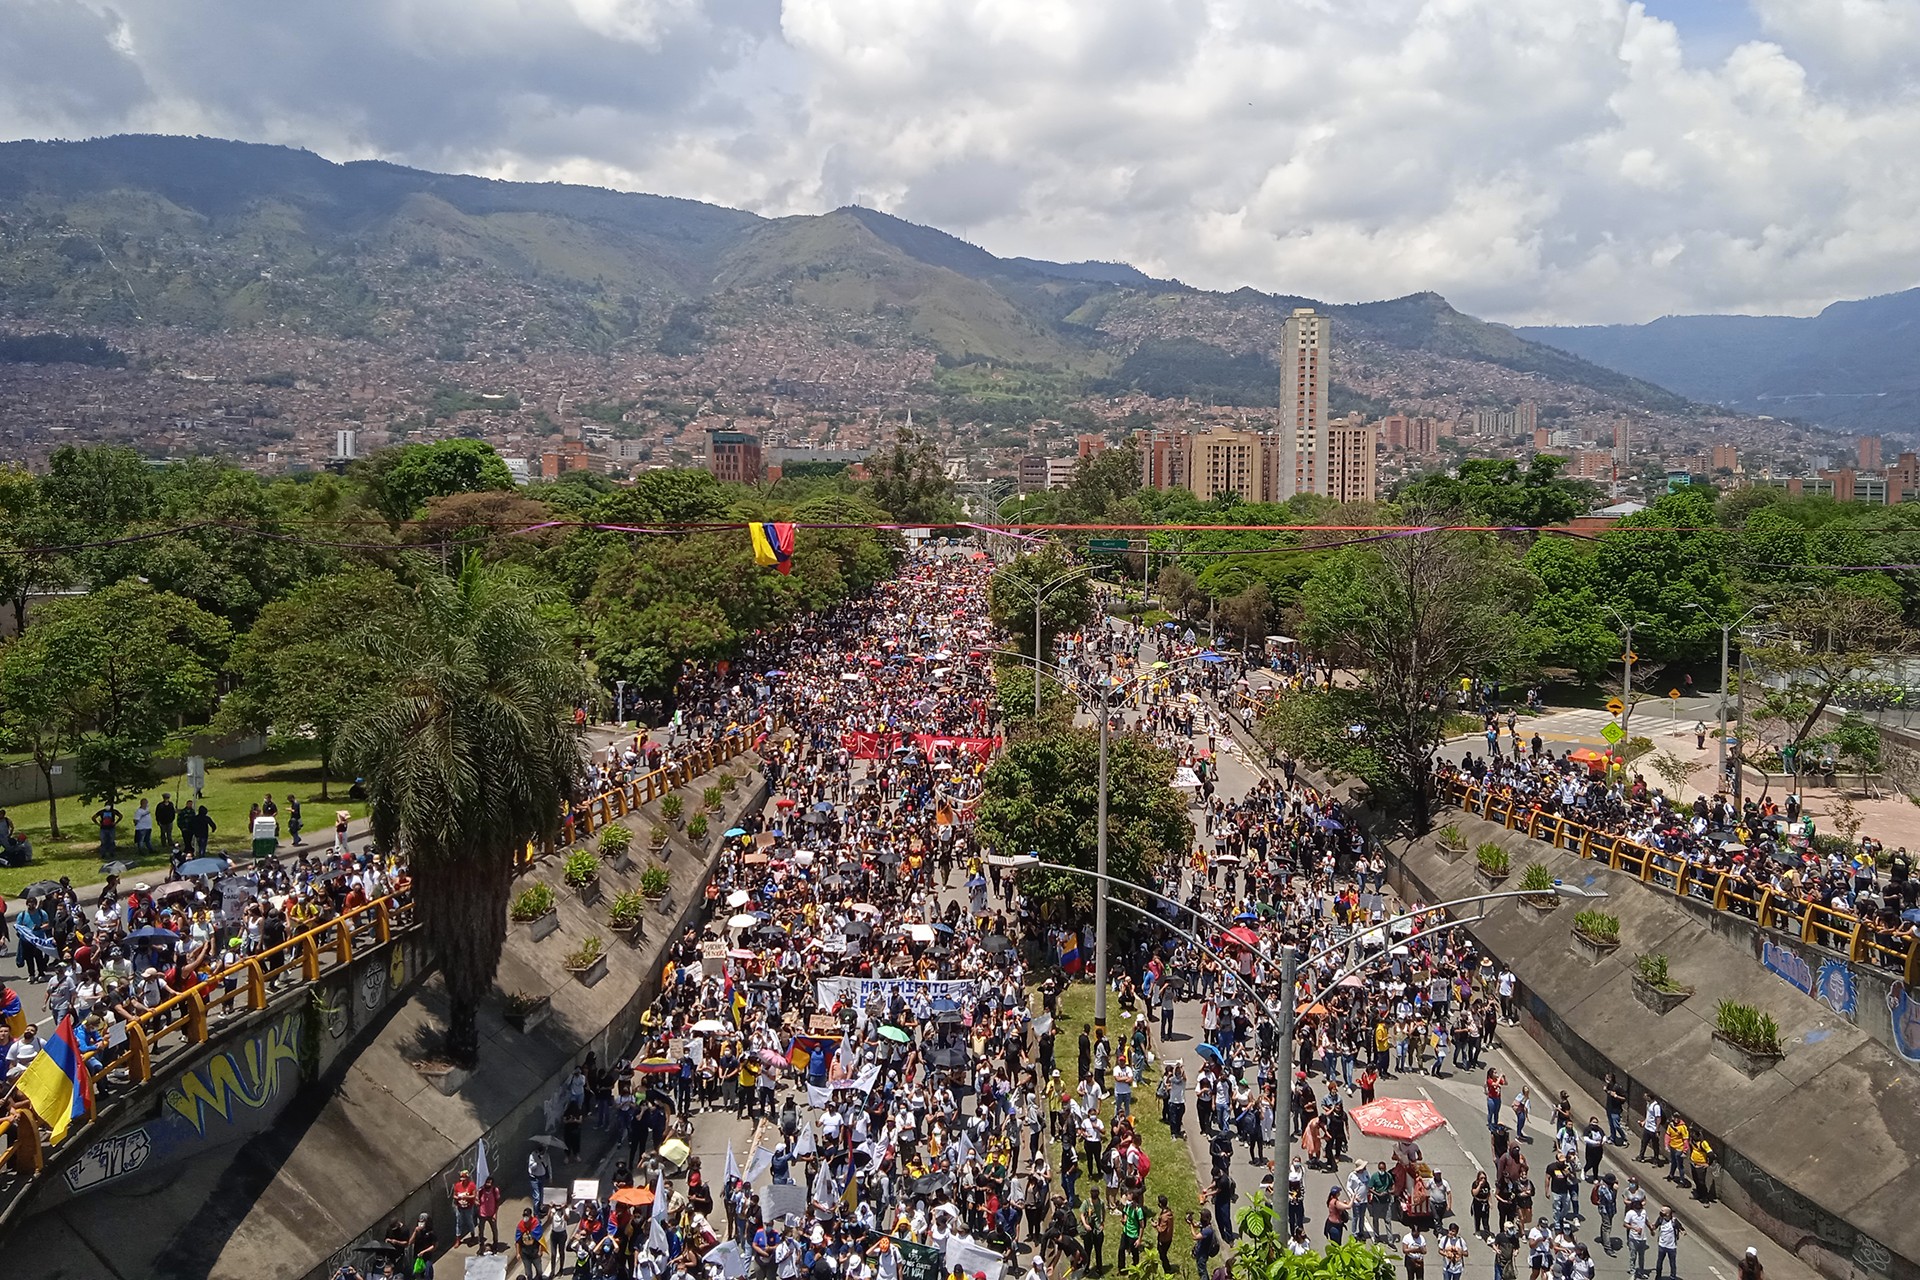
[
  {"left": 1601, "top": 721, "right": 1626, "bottom": 745},
  {"left": 1605, "top": 697, "right": 1624, "bottom": 715},
  {"left": 1624, "top": 651, "right": 1639, "bottom": 663},
  {"left": 1088, "top": 538, "right": 1129, "bottom": 552},
  {"left": 1669, "top": 688, "right": 1681, "bottom": 700}
]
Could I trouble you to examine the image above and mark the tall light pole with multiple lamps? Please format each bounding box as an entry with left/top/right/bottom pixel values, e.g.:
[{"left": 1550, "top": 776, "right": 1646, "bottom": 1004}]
[{"left": 990, "top": 563, "right": 1094, "bottom": 718}]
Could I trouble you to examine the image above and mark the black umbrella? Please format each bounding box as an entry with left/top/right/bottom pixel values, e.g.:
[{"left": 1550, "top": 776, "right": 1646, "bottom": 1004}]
[
  {"left": 925, "top": 1045, "right": 969, "bottom": 1069},
  {"left": 22, "top": 880, "right": 62, "bottom": 899},
  {"left": 842, "top": 921, "right": 873, "bottom": 939},
  {"left": 981, "top": 934, "right": 1013, "bottom": 954},
  {"left": 911, "top": 1172, "right": 953, "bottom": 1198}
]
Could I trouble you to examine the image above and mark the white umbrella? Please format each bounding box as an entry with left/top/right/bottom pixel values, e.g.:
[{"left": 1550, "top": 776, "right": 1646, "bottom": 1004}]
[
  {"left": 691, "top": 1018, "right": 728, "bottom": 1033},
  {"left": 850, "top": 903, "right": 881, "bottom": 917},
  {"left": 728, "top": 913, "right": 759, "bottom": 930}
]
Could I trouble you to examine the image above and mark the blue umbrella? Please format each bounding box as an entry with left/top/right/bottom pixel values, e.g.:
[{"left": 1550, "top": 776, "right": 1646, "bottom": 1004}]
[
  {"left": 126, "top": 926, "right": 181, "bottom": 943},
  {"left": 725, "top": 828, "right": 747, "bottom": 838},
  {"left": 810, "top": 801, "right": 834, "bottom": 813},
  {"left": 177, "top": 857, "right": 230, "bottom": 877},
  {"left": 766, "top": 670, "right": 788, "bottom": 678},
  {"left": 930, "top": 922, "right": 955, "bottom": 934},
  {"left": 1195, "top": 1043, "right": 1224, "bottom": 1064},
  {"left": 1316, "top": 817, "right": 1344, "bottom": 832},
  {"left": 1235, "top": 910, "right": 1258, "bottom": 922},
  {"left": 1199, "top": 651, "right": 1226, "bottom": 663}
]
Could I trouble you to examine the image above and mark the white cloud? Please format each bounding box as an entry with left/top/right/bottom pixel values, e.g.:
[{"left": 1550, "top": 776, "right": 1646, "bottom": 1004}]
[{"left": 1, "top": 0, "right": 1919, "bottom": 322}]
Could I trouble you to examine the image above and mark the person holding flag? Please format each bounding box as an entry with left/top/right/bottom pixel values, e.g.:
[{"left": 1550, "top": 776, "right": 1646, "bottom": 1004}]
[{"left": 17, "top": 1014, "right": 93, "bottom": 1145}]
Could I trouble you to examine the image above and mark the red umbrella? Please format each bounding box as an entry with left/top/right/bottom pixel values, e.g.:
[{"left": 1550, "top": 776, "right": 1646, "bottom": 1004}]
[
  {"left": 776, "top": 797, "right": 797, "bottom": 809},
  {"left": 1350, "top": 1097, "right": 1447, "bottom": 1140},
  {"left": 1222, "top": 926, "right": 1261, "bottom": 949}
]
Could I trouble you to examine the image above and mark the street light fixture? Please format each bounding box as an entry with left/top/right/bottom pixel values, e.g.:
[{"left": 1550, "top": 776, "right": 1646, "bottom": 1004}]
[
  {"left": 1600, "top": 603, "right": 1635, "bottom": 737},
  {"left": 990, "top": 563, "right": 1095, "bottom": 718},
  {"left": 1684, "top": 602, "right": 1770, "bottom": 784}
]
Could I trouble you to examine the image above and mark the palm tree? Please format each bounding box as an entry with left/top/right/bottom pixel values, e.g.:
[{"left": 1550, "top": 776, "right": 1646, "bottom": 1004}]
[{"left": 343, "top": 555, "right": 587, "bottom": 1065}]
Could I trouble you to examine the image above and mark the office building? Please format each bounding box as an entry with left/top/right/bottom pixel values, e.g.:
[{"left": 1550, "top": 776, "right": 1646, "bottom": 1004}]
[
  {"left": 1189, "top": 428, "right": 1268, "bottom": 503},
  {"left": 1277, "top": 308, "right": 1330, "bottom": 498},
  {"left": 1016, "top": 454, "right": 1078, "bottom": 493},
  {"left": 1612, "top": 419, "right": 1632, "bottom": 464},
  {"left": 1892, "top": 452, "right": 1920, "bottom": 495},
  {"left": 706, "top": 430, "right": 762, "bottom": 484},
  {"left": 1711, "top": 444, "right": 1739, "bottom": 473},
  {"left": 1859, "top": 435, "right": 1884, "bottom": 471},
  {"left": 1136, "top": 429, "right": 1190, "bottom": 492},
  {"left": 1075, "top": 434, "right": 1108, "bottom": 460},
  {"left": 333, "top": 428, "right": 357, "bottom": 461},
  {"left": 1323, "top": 416, "right": 1379, "bottom": 504}
]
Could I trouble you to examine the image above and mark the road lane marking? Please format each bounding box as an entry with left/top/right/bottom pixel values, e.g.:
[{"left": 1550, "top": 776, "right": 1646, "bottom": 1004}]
[{"left": 1419, "top": 1085, "right": 1483, "bottom": 1173}]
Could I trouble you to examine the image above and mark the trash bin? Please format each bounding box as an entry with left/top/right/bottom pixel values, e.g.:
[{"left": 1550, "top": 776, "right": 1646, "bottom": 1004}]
[{"left": 251, "top": 814, "right": 279, "bottom": 861}]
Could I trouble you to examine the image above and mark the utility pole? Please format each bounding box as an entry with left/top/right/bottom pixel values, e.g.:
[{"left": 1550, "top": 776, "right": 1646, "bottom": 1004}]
[
  {"left": 1035, "top": 597, "right": 1044, "bottom": 718},
  {"left": 1094, "top": 680, "right": 1111, "bottom": 1033}
]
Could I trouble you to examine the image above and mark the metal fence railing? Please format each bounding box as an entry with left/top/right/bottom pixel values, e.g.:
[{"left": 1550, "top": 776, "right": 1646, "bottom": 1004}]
[{"left": 1438, "top": 778, "right": 1920, "bottom": 986}]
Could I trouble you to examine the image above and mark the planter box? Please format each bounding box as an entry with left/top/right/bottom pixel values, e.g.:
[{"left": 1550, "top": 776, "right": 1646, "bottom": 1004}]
[
  {"left": 1631, "top": 975, "right": 1693, "bottom": 1016},
  {"left": 1437, "top": 841, "right": 1468, "bottom": 864},
  {"left": 569, "top": 953, "right": 610, "bottom": 988},
  {"left": 521, "top": 909, "right": 561, "bottom": 942},
  {"left": 622, "top": 921, "right": 648, "bottom": 950},
  {"left": 605, "top": 849, "right": 635, "bottom": 874},
  {"left": 573, "top": 877, "right": 602, "bottom": 908},
  {"left": 1474, "top": 868, "right": 1510, "bottom": 891},
  {"left": 1519, "top": 895, "right": 1560, "bottom": 919},
  {"left": 1711, "top": 1030, "right": 1783, "bottom": 1078},
  {"left": 416, "top": 1062, "right": 471, "bottom": 1096},
  {"left": 1569, "top": 929, "right": 1620, "bottom": 966},
  {"left": 505, "top": 996, "right": 553, "bottom": 1034}
]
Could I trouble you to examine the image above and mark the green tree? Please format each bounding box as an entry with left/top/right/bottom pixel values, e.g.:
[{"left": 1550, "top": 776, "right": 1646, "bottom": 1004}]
[
  {"left": 367, "top": 440, "right": 515, "bottom": 522},
  {"left": 1291, "top": 530, "right": 1528, "bottom": 826},
  {"left": 0, "top": 623, "right": 89, "bottom": 838},
  {"left": 219, "top": 571, "right": 405, "bottom": 798},
  {"left": 866, "top": 428, "right": 960, "bottom": 525},
  {"left": 1395, "top": 455, "right": 1595, "bottom": 526},
  {"left": 341, "top": 556, "right": 588, "bottom": 1065},
  {"left": 0, "top": 464, "right": 73, "bottom": 636},
  {"left": 1746, "top": 590, "right": 1911, "bottom": 762},
  {"left": 988, "top": 544, "right": 1094, "bottom": 661},
  {"left": 6, "top": 581, "right": 229, "bottom": 822},
  {"left": 1521, "top": 538, "right": 1618, "bottom": 682},
  {"left": 975, "top": 723, "right": 1192, "bottom": 916}
]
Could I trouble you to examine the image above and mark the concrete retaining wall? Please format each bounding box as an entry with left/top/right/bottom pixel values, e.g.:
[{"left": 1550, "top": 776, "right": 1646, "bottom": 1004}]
[
  {"left": 0, "top": 734, "right": 269, "bottom": 808},
  {"left": 1391, "top": 814, "right": 1920, "bottom": 1280},
  {"left": 9, "top": 754, "right": 770, "bottom": 1280}
]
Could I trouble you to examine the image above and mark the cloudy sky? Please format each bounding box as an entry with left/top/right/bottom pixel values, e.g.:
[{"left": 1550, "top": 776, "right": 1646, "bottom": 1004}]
[{"left": 3, "top": 0, "right": 1918, "bottom": 325}]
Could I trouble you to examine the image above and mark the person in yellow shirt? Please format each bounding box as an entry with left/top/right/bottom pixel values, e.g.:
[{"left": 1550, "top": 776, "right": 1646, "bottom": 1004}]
[
  {"left": 1664, "top": 1117, "right": 1691, "bottom": 1186},
  {"left": 1688, "top": 1136, "right": 1715, "bottom": 1202}
]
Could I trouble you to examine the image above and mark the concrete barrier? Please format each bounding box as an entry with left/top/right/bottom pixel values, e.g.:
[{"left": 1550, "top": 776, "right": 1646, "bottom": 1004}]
[
  {"left": 2, "top": 751, "right": 775, "bottom": 1280},
  {"left": 1392, "top": 811, "right": 1920, "bottom": 1280}
]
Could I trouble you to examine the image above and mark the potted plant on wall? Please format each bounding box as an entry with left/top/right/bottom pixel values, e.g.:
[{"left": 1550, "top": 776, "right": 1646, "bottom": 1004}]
[
  {"left": 1436, "top": 823, "right": 1468, "bottom": 863},
  {"left": 1631, "top": 952, "right": 1693, "bottom": 1014},
  {"left": 565, "top": 936, "right": 608, "bottom": 987},
  {"left": 719, "top": 771, "right": 740, "bottom": 795},
  {"left": 563, "top": 849, "right": 603, "bottom": 907},
  {"left": 1711, "top": 999, "right": 1784, "bottom": 1076},
  {"left": 504, "top": 990, "right": 552, "bottom": 1033},
  {"left": 607, "top": 889, "right": 648, "bottom": 947},
  {"left": 1517, "top": 862, "right": 1559, "bottom": 914},
  {"left": 640, "top": 866, "right": 671, "bottom": 901},
  {"left": 598, "top": 823, "right": 634, "bottom": 873},
  {"left": 661, "top": 793, "right": 684, "bottom": 828},
  {"left": 511, "top": 883, "right": 560, "bottom": 942},
  {"left": 650, "top": 823, "right": 671, "bottom": 853},
  {"left": 702, "top": 784, "right": 724, "bottom": 814},
  {"left": 1569, "top": 910, "right": 1620, "bottom": 964},
  {"left": 687, "top": 813, "right": 709, "bottom": 844},
  {"left": 1474, "top": 842, "right": 1510, "bottom": 889}
]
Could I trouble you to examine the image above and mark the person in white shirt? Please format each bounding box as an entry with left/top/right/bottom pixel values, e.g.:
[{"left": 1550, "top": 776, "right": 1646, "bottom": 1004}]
[
  {"left": 1402, "top": 1228, "right": 1430, "bottom": 1280},
  {"left": 1654, "top": 1207, "right": 1683, "bottom": 1280},
  {"left": 1622, "top": 1206, "right": 1650, "bottom": 1280},
  {"left": 6, "top": 1025, "right": 41, "bottom": 1079}
]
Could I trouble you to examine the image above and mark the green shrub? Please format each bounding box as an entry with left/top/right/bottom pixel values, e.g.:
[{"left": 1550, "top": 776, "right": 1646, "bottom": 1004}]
[
  {"left": 1518, "top": 862, "right": 1555, "bottom": 892},
  {"left": 1573, "top": 910, "right": 1619, "bottom": 943},
  {"left": 504, "top": 991, "right": 544, "bottom": 1016},
  {"left": 1635, "top": 953, "right": 1688, "bottom": 993},
  {"left": 565, "top": 936, "right": 604, "bottom": 970},
  {"left": 661, "top": 794, "right": 684, "bottom": 820},
  {"left": 607, "top": 890, "right": 648, "bottom": 930},
  {"left": 562, "top": 849, "right": 602, "bottom": 888},
  {"left": 640, "top": 866, "right": 671, "bottom": 899},
  {"left": 687, "top": 813, "right": 709, "bottom": 841},
  {"left": 720, "top": 772, "right": 740, "bottom": 793},
  {"left": 650, "top": 823, "right": 670, "bottom": 847},
  {"left": 510, "top": 883, "right": 555, "bottom": 921},
  {"left": 1715, "top": 1000, "right": 1782, "bottom": 1054},
  {"left": 1475, "top": 843, "right": 1510, "bottom": 875},
  {"left": 598, "top": 823, "right": 633, "bottom": 857},
  {"left": 1438, "top": 823, "right": 1465, "bottom": 848},
  {"left": 702, "top": 785, "right": 724, "bottom": 812}
]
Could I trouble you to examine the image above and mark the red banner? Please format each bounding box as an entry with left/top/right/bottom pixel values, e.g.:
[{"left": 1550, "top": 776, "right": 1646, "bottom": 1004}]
[
  {"left": 913, "top": 734, "right": 1001, "bottom": 760},
  {"left": 840, "top": 731, "right": 903, "bottom": 759}
]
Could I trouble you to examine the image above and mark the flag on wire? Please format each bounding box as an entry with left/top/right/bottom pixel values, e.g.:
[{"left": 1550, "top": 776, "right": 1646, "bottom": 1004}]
[{"left": 750, "top": 522, "right": 796, "bottom": 575}]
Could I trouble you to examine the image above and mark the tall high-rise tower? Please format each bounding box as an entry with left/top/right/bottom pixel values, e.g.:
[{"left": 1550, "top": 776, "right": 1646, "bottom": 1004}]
[{"left": 1278, "top": 308, "right": 1330, "bottom": 499}]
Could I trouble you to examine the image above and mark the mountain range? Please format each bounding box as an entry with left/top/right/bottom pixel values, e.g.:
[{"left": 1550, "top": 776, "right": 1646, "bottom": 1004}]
[
  {"left": 0, "top": 135, "right": 1698, "bottom": 421},
  {"left": 1520, "top": 289, "right": 1920, "bottom": 438}
]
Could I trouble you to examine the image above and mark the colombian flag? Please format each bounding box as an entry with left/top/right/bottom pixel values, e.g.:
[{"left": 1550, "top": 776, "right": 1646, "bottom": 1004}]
[
  {"left": 1060, "top": 941, "right": 1083, "bottom": 975},
  {"left": 750, "top": 522, "right": 796, "bottom": 575},
  {"left": 18, "top": 1015, "right": 93, "bottom": 1143},
  {"left": 1, "top": 986, "right": 24, "bottom": 1037},
  {"left": 786, "top": 1033, "right": 841, "bottom": 1071}
]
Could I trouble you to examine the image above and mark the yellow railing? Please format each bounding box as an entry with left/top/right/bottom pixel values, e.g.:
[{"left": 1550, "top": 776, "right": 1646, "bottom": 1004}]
[
  {"left": 3, "top": 893, "right": 415, "bottom": 1181},
  {"left": 545, "top": 716, "right": 778, "bottom": 861},
  {"left": 1438, "top": 777, "right": 1920, "bottom": 986}
]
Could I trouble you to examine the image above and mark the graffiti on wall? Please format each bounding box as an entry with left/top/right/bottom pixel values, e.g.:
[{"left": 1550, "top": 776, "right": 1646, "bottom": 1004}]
[
  {"left": 1889, "top": 982, "right": 1920, "bottom": 1063},
  {"left": 1761, "top": 940, "right": 1814, "bottom": 996},
  {"left": 1815, "top": 961, "right": 1858, "bottom": 1018},
  {"left": 61, "top": 1011, "right": 307, "bottom": 1196}
]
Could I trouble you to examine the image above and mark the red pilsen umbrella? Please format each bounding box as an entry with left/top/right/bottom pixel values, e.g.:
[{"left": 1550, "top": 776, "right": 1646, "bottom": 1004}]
[
  {"left": 1222, "top": 926, "right": 1262, "bottom": 950},
  {"left": 1350, "top": 1097, "right": 1447, "bottom": 1141}
]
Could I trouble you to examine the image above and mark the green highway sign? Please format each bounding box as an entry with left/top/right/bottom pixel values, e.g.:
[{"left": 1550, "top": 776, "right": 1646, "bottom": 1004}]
[{"left": 1089, "top": 538, "right": 1130, "bottom": 551}]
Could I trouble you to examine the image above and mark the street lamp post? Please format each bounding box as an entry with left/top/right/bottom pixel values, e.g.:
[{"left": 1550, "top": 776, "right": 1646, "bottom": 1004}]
[
  {"left": 615, "top": 678, "right": 627, "bottom": 727},
  {"left": 992, "top": 564, "right": 1094, "bottom": 718},
  {"left": 1601, "top": 605, "right": 1635, "bottom": 738}
]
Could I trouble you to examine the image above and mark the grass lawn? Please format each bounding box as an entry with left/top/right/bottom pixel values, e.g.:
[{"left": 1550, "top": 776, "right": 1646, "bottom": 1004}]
[
  {"left": 0, "top": 745, "right": 366, "bottom": 896},
  {"left": 1048, "top": 982, "right": 1204, "bottom": 1252}
]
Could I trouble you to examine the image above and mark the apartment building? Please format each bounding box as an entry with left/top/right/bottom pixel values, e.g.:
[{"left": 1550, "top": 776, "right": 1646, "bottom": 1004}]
[
  {"left": 1324, "top": 416, "right": 1379, "bottom": 504},
  {"left": 1276, "top": 308, "right": 1330, "bottom": 499},
  {"left": 1189, "top": 428, "right": 1269, "bottom": 502},
  {"left": 1017, "top": 454, "right": 1078, "bottom": 493},
  {"left": 706, "top": 430, "right": 763, "bottom": 484},
  {"left": 1136, "top": 428, "right": 1190, "bottom": 491}
]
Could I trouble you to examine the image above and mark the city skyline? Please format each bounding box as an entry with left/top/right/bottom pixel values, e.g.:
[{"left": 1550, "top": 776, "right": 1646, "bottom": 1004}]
[{"left": 2, "top": 1, "right": 1919, "bottom": 326}]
